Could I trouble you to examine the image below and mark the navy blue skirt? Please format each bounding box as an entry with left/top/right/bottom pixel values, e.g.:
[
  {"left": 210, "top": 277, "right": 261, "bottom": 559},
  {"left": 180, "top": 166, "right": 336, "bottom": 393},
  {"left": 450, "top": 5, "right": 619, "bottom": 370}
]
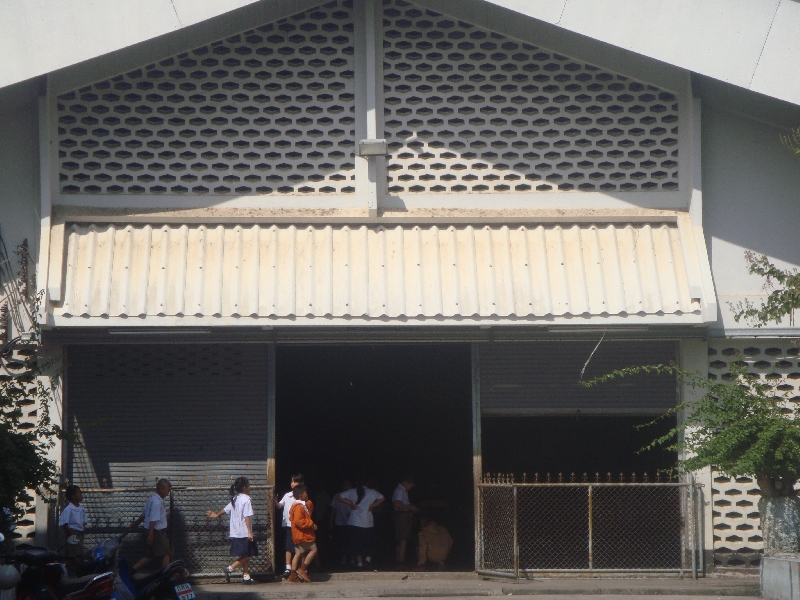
[
  {"left": 230, "top": 537, "right": 258, "bottom": 557},
  {"left": 347, "top": 526, "right": 374, "bottom": 556}
]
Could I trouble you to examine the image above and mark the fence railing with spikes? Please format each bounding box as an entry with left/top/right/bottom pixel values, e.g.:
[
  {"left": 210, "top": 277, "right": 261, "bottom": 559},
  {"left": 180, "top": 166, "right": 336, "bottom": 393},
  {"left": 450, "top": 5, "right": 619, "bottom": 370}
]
[{"left": 477, "top": 474, "right": 702, "bottom": 579}]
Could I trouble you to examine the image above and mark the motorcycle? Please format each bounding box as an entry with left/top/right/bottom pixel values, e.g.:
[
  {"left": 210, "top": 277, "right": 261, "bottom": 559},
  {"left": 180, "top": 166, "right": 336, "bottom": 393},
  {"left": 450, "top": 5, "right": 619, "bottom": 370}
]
[
  {"left": 76, "top": 537, "right": 193, "bottom": 600},
  {"left": 1, "top": 547, "right": 115, "bottom": 600}
]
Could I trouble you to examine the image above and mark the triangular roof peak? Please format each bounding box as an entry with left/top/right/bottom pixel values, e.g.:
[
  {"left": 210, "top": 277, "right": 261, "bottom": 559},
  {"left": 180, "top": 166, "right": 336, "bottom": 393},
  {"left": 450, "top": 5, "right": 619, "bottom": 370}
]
[{"left": 5, "top": 0, "right": 797, "bottom": 106}]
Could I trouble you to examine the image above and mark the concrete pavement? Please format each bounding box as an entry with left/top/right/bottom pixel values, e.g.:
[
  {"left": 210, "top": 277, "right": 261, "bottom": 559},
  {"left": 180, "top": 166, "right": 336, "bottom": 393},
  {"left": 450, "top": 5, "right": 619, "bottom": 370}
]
[{"left": 192, "top": 571, "right": 760, "bottom": 599}]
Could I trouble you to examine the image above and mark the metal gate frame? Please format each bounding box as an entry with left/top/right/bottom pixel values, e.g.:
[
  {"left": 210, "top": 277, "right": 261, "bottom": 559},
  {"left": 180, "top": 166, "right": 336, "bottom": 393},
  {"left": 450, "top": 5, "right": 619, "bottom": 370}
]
[
  {"left": 476, "top": 477, "right": 703, "bottom": 580},
  {"left": 56, "top": 484, "right": 275, "bottom": 578}
]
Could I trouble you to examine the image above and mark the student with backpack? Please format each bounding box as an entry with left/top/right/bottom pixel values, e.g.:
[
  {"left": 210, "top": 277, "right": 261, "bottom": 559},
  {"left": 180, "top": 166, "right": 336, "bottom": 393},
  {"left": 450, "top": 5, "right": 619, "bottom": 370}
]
[{"left": 206, "top": 476, "right": 257, "bottom": 585}]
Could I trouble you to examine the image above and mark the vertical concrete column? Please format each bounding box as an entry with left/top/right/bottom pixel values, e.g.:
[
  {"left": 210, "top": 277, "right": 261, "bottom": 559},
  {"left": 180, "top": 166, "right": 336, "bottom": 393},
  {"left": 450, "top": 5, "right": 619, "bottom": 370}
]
[
  {"left": 680, "top": 337, "right": 713, "bottom": 571},
  {"left": 34, "top": 342, "right": 64, "bottom": 549},
  {"left": 471, "top": 343, "right": 483, "bottom": 571},
  {"left": 266, "top": 343, "right": 276, "bottom": 570},
  {"left": 353, "top": 0, "right": 385, "bottom": 216}
]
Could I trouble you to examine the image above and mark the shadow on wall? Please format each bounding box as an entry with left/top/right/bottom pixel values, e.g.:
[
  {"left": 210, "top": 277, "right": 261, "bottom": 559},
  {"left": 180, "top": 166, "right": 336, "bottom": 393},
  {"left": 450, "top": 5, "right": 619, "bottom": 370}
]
[{"left": 702, "top": 100, "right": 800, "bottom": 268}]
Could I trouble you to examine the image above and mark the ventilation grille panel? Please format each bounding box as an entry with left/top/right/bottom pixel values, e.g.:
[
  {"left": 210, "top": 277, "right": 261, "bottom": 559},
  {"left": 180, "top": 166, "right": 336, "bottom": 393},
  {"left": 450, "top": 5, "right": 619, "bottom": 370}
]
[
  {"left": 57, "top": 1, "right": 356, "bottom": 196},
  {"left": 707, "top": 340, "right": 800, "bottom": 568},
  {"left": 383, "top": 0, "right": 680, "bottom": 194}
]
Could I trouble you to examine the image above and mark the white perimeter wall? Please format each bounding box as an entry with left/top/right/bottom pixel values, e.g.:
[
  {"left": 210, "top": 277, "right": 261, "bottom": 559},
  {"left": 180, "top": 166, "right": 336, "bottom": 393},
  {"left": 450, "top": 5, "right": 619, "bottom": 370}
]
[{"left": 702, "top": 97, "right": 800, "bottom": 337}]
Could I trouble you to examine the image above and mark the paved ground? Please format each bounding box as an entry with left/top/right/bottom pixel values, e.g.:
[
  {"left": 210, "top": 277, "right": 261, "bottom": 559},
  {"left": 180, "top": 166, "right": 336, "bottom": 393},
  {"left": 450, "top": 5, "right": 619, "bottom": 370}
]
[{"left": 192, "top": 572, "right": 761, "bottom": 599}]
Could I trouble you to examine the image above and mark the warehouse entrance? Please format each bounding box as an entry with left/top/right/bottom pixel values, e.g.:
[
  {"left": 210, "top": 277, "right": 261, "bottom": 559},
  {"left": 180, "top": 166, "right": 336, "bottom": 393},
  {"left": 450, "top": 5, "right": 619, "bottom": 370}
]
[{"left": 275, "top": 344, "right": 474, "bottom": 570}]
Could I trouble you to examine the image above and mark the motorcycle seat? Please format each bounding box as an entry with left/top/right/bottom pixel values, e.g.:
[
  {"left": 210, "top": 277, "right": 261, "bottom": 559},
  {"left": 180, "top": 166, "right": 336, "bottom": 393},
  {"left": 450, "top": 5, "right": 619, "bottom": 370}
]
[
  {"left": 56, "top": 573, "right": 104, "bottom": 596},
  {"left": 131, "top": 569, "right": 165, "bottom": 589}
]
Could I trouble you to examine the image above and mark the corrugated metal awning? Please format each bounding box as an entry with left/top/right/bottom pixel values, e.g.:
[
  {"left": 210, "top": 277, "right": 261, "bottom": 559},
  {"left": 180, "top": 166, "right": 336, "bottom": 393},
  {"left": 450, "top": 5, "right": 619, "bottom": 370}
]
[{"left": 49, "top": 221, "right": 714, "bottom": 326}]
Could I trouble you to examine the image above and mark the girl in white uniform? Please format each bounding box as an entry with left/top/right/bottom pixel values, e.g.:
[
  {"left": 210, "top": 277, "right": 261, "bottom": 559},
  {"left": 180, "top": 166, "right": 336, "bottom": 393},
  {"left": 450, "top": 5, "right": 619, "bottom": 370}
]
[
  {"left": 337, "top": 481, "right": 384, "bottom": 568},
  {"left": 207, "top": 477, "right": 257, "bottom": 584}
]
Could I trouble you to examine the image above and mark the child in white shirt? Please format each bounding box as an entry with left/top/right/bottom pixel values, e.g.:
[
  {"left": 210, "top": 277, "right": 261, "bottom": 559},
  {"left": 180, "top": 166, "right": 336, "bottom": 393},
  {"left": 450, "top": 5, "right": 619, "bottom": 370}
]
[
  {"left": 274, "top": 474, "right": 303, "bottom": 576},
  {"left": 129, "top": 479, "right": 173, "bottom": 572},
  {"left": 337, "top": 482, "right": 384, "bottom": 568},
  {"left": 59, "top": 485, "right": 87, "bottom": 559},
  {"left": 207, "top": 477, "right": 256, "bottom": 584}
]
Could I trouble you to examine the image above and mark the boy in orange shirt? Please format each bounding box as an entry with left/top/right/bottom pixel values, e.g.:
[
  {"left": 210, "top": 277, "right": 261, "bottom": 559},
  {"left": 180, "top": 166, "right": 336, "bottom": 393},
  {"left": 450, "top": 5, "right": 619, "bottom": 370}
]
[{"left": 288, "top": 485, "right": 317, "bottom": 582}]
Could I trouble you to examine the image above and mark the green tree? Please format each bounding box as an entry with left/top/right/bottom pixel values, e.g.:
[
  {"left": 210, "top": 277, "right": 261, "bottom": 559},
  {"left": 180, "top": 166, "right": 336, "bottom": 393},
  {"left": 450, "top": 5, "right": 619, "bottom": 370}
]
[
  {"left": 0, "top": 343, "right": 63, "bottom": 519},
  {"left": 730, "top": 251, "right": 800, "bottom": 328},
  {"left": 582, "top": 363, "right": 800, "bottom": 496},
  {"left": 0, "top": 239, "right": 66, "bottom": 540}
]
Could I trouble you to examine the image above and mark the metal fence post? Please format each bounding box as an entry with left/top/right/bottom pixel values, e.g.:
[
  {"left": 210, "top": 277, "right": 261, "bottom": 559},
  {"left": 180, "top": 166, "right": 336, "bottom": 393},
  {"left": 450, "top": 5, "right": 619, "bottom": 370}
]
[
  {"left": 587, "top": 485, "right": 593, "bottom": 570},
  {"left": 513, "top": 485, "right": 519, "bottom": 582}
]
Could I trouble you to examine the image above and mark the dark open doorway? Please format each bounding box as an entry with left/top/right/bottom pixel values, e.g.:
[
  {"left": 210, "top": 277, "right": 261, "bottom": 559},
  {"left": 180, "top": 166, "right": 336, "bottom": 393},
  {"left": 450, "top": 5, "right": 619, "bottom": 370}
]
[{"left": 276, "top": 344, "right": 474, "bottom": 570}]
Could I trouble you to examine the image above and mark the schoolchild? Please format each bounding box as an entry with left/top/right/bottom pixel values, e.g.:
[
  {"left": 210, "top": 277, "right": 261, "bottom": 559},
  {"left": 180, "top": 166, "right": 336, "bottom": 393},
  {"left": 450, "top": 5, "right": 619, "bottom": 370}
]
[
  {"left": 337, "top": 481, "right": 384, "bottom": 569},
  {"left": 206, "top": 476, "right": 257, "bottom": 585},
  {"left": 414, "top": 512, "right": 453, "bottom": 571},
  {"left": 59, "top": 485, "right": 87, "bottom": 560},
  {"left": 392, "top": 477, "right": 419, "bottom": 566},
  {"left": 287, "top": 485, "right": 317, "bottom": 583},
  {"left": 274, "top": 473, "right": 304, "bottom": 576},
  {"left": 129, "top": 479, "right": 173, "bottom": 572},
  {"left": 329, "top": 479, "right": 352, "bottom": 566}
]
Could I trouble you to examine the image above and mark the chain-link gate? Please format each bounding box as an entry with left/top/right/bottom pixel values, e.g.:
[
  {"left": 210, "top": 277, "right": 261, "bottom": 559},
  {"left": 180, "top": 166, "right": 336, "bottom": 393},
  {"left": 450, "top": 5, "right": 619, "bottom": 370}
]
[
  {"left": 57, "top": 485, "right": 274, "bottom": 578},
  {"left": 477, "top": 475, "right": 702, "bottom": 579}
]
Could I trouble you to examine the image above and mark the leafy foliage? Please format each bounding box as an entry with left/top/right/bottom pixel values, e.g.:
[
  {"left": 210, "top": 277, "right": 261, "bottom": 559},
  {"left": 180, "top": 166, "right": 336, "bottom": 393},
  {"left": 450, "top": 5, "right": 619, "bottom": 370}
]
[
  {"left": 730, "top": 251, "right": 800, "bottom": 327},
  {"left": 780, "top": 126, "right": 800, "bottom": 155},
  {"left": 582, "top": 362, "right": 800, "bottom": 494},
  {"left": 0, "top": 335, "right": 66, "bottom": 521}
]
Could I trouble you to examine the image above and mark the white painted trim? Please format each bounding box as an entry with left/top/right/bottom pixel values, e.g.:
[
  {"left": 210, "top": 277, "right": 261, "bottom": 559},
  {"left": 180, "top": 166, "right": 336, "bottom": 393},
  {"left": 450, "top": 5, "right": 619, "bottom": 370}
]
[
  {"left": 354, "top": 0, "right": 384, "bottom": 217},
  {"left": 52, "top": 210, "right": 683, "bottom": 225},
  {"left": 36, "top": 96, "right": 52, "bottom": 319},
  {"left": 384, "top": 191, "right": 688, "bottom": 210},
  {"left": 692, "top": 224, "right": 717, "bottom": 322},
  {"left": 689, "top": 98, "right": 703, "bottom": 226},
  {"left": 54, "top": 194, "right": 364, "bottom": 209},
  {"left": 676, "top": 214, "right": 703, "bottom": 302},
  {"left": 677, "top": 71, "right": 693, "bottom": 209},
  {"left": 47, "top": 0, "right": 325, "bottom": 96},
  {"left": 54, "top": 191, "right": 689, "bottom": 211},
  {"left": 48, "top": 312, "right": 704, "bottom": 328},
  {"left": 412, "top": 0, "right": 688, "bottom": 94}
]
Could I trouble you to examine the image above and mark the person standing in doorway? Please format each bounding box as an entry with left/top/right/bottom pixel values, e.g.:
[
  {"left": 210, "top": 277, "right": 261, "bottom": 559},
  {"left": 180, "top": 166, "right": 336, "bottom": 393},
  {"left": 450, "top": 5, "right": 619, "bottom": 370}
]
[
  {"left": 274, "top": 474, "right": 303, "bottom": 577},
  {"left": 337, "top": 480, "right": 384, "bottom": 569},
  {"left": 206, "top": 476, "right": 257, "bottom": 585},
  {"left": 329, "top": 479, "right": 352, "bottom": 567},
  {"left": 287, "top": 485, "right": 317, "bottom": 582},
  {"left": 129, "top": 479, "right": 173, "bottom": 572},
  {"left": 393, "top": 477, "right": 419, "bottom": 567}
]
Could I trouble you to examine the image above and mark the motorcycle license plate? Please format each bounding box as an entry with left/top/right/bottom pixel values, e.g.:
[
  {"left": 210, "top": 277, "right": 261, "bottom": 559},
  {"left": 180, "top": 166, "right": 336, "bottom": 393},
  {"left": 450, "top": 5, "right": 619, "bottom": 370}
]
[{"left": 174, "top": 583, "right": 195, "bottom": 600}]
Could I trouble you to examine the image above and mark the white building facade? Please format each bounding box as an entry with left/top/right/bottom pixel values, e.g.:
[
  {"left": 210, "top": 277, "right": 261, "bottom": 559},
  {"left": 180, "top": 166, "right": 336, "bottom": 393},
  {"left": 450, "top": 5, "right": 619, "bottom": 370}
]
[{"left": 1, "top": 0, "right": 799, "bottom": 572}]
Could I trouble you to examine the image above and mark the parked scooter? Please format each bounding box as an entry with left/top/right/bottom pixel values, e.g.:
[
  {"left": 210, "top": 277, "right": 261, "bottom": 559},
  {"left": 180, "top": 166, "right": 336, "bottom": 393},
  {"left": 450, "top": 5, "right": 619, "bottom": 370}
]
[
  {"left": 1, "top": 547, "right": 115, "bottom": 600},
  {"left": 76, "top": 537, "right": 193, "bottom": 600}
]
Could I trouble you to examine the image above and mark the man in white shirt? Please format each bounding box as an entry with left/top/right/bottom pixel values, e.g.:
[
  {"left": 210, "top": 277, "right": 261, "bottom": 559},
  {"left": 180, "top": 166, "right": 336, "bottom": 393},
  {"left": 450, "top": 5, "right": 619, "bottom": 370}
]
[
  {"left": 129, "top": 479, "right": 173, "bottom": 572},
  {"left": 393, "top": 477, "right": 419, "bottom": 566}
]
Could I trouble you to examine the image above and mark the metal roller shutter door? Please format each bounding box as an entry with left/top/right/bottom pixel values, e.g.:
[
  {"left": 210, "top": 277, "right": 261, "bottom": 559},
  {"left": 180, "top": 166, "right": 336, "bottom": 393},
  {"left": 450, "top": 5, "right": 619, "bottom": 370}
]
[
  {"left": 66, "top": 344, "right": 269, "bottom": 486},
  {"left": 480, "top": 341, "right": 677, "bottom": 415}
]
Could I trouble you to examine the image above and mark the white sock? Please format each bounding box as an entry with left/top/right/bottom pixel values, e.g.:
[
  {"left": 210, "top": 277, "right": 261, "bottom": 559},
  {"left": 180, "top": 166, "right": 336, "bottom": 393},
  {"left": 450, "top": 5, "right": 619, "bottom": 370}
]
[
  {"left": 243, "top": 574, "right": 251, "bottom": 580},
  {"left": 285, "top": 564, "right": 291, "bottom": 571}
]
